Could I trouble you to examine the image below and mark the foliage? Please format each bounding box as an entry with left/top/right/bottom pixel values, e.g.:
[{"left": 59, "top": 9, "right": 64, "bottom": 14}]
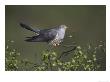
[
  {"left": 5, "top": 41, "right": 106, "bottom": 71},
  {"left": 5, "top": 45, "right": 20, "bottom": 71}
]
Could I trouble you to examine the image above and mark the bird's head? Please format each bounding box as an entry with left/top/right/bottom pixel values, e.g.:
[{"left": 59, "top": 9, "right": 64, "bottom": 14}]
[{"left": 60, "top": 25, "right": 68, "bottom": 30}]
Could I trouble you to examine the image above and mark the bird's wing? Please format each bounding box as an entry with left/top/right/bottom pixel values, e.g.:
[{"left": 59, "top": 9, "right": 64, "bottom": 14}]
[
  {"left": 25, "top": 35, "right": 45, "bottom": 42},
  {"left": 19, "top": 22, "right": 40, "bottom": 33},
  {"left": 25, "top": 29, "right": 58, "bottom": 42},
  {"left": 41, "top": 29, "right": 58, "bottom": 41}
]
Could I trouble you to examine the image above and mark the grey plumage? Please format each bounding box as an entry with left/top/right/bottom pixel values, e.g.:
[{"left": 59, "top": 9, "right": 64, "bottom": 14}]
[
  {"left": 19, "top": 22, "right": 68, "bottom": 46},
  {"left": 20, "top": 22, "right": 40, "bottom": 33}
]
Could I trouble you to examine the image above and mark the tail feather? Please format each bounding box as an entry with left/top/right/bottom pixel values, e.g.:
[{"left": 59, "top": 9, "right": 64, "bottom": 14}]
[{"left": 19, "top": 22, "right": 40, "bottom": 33}]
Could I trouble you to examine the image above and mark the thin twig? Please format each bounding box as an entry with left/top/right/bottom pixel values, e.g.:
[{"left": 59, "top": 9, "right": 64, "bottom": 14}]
[{"left": 58, "top": 46, "right": 77, "bottom": 59}]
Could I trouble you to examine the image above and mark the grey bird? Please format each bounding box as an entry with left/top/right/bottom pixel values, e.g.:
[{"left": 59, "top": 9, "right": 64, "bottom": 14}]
[{"left": 20, "top": 22, "right": 68, "bottom": 46}]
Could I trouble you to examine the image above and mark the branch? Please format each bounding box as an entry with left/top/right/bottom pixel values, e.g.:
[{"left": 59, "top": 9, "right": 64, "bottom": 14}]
[{"left": 58, "top": 45, "right": 77, "bottom": 59}]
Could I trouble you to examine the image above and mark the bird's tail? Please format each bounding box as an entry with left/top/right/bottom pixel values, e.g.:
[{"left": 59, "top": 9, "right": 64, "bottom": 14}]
[{"left": 19, "top": 22, "right": 40, "bottom": 33}]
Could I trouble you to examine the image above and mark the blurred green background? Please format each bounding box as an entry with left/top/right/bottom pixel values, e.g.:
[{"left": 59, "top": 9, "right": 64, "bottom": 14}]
[{"left": 5, "top": 5, "right": 106, "bottom": 66}]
